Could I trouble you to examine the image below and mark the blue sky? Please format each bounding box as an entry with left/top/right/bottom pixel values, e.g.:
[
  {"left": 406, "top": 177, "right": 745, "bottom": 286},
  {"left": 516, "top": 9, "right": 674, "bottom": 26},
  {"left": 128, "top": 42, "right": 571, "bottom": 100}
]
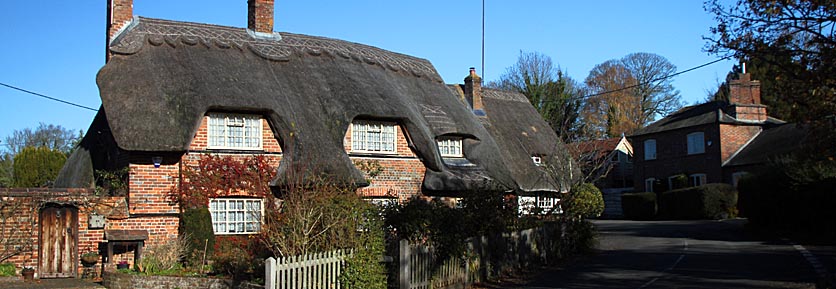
[{"left": 0, "top": 1, "right": 735, "bottom": 147}]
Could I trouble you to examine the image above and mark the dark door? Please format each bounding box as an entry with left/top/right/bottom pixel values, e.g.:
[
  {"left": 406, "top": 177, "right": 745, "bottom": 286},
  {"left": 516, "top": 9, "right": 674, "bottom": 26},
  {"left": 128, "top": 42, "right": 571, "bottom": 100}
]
[{"left": 39, "top": 205, "right": 78, "bottom": 278}]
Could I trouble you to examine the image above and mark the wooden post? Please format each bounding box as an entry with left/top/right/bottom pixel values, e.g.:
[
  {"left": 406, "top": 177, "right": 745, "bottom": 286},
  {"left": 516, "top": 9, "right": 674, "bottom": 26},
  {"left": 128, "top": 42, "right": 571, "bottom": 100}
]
[
  {"left": 265, "top": 257, "right": 276, "bottom": 289},
  {"left": 399, "top": 239, "right": 410, "bottom": 289}
]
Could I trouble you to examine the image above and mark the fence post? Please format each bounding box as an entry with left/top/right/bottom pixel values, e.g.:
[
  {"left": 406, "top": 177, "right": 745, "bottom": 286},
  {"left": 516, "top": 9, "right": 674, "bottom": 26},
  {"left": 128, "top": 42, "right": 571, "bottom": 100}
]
[
  {"left": 399, "top": 239, "right": 410, "bottom": 289},
  {"left": 265, "top": 257, "right": 277, "bottom": 289}
]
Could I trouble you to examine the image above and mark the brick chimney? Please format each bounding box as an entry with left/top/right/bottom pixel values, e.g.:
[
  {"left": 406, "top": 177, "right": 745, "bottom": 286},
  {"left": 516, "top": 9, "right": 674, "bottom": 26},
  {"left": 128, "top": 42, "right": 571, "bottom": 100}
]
[
  {"left": 106, "top": 0, "right": 133, "bottom": 62},
  {"left": 464, "top": 67, "right": 485, "bottom": 116},
  {"left": 728, "top": 70, "right": 767, "bottom": 122},
  {"left": 248, "top": 0, "right": 274, "bottom": 34}
]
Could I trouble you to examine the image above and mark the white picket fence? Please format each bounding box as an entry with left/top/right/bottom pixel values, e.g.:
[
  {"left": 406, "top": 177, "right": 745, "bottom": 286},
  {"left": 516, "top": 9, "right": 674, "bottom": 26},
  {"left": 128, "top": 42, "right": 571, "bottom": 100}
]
[{"left": 265, "top": 249, "right": 350, "bottom": 289}]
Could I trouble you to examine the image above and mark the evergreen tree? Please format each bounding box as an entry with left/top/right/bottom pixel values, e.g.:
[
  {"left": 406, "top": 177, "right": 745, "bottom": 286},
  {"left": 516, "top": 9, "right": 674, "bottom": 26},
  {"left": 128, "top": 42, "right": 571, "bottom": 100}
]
[{"left": 12, "top": 146, "right": 66, "bottom": 187}]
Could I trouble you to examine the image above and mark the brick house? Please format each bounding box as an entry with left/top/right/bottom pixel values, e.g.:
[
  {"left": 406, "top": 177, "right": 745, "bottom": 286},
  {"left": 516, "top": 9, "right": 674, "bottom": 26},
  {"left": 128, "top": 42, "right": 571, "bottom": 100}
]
[
  {"left": 570, "top": 136, "right": 634, "bottom": 217},
  {"left": 629, "top": 71, "right": 806, "bottom": 193},
  {"left": 17, "top": 0, "right": 572, "bottom": 278}
]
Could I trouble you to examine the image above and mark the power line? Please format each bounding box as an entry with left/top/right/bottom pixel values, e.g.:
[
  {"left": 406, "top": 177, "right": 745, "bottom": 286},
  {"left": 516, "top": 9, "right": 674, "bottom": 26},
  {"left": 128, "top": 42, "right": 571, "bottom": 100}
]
[
  {"left": 0, "top": 82, "right": 98, "bottom": 112},
  {"left": 578, "top": 56, "right": 732, "bottom": 100}
]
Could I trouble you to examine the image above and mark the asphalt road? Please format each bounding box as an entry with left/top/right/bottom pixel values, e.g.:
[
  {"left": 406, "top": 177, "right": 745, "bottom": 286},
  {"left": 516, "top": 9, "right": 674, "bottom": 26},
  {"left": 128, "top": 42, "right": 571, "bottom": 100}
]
[{"left": 511, "top": 219, "right": 831, "bottom": 289}]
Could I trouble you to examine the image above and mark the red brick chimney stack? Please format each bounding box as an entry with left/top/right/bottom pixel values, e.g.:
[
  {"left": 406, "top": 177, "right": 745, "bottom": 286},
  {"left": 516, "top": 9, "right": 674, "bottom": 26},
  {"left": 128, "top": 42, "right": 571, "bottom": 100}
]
[
  {"left": 728, "top": 68, "right": 767, "bottom": 122},
  {"left": 106, "top": 0, "right": 133, "bottom": 62},
  {"left": 248, "top": 0, "right": 274, "bottom": 34},
  {"left": 464, "top": 67, "right": 485, "bottom": 115}
]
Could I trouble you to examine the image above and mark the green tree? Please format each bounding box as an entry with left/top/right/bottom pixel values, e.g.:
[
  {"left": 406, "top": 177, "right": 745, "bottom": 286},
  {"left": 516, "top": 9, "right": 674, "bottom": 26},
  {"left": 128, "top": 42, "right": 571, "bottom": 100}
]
[
  {"left": 0, "top": 153, "right": 12, "bottom": 188},
  {"left": 488, "top": 51, "right": 586, "bottom": 141},
  {"left": 12, "top": 146, "right": 66, "bottom": 187}
]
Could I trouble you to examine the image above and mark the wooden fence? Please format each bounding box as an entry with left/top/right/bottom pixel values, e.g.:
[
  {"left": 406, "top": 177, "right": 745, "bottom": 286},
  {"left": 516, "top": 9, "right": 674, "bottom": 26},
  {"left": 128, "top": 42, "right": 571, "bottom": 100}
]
[
  {"left": 398, "top": 224, "right": 557, "bottom": 289},
  {"left": 265, "top": 249, "right": 350, "bottom": 289}
]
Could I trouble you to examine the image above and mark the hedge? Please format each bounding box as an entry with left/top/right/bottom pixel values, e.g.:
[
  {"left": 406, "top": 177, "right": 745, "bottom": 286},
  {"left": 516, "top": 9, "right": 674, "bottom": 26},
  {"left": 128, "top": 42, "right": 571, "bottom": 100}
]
[
  {"left": 658, "top": 183, "right": 738, "bottom": 220},
  {"left": 621, "top": 192, "right": 657, "bottom": 220}
]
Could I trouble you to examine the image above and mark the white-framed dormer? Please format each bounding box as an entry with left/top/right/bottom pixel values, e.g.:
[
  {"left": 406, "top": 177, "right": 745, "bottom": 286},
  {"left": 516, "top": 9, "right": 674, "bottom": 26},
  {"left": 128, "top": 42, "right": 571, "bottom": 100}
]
[
  {"left": 437, "top": 136, "right": 463, "bottom": 158},
  {"left": 350, "top": 120, "right": 398, "bottom": 154},
  {"left": 207, "top": 113, "right": 263, "bottom": 150}
]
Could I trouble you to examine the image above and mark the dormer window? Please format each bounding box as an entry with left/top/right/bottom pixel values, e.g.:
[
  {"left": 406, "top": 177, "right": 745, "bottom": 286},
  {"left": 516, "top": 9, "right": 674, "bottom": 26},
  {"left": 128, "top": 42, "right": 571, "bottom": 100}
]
[
  {"left": 351, "top": 121, "right": 397, "bottom": 153},
  {"left": 208, "top": 113, "right": 262, "bottom": 150},
  {"left": 437, "top": 137, "right": 463, "bottom": 157}
]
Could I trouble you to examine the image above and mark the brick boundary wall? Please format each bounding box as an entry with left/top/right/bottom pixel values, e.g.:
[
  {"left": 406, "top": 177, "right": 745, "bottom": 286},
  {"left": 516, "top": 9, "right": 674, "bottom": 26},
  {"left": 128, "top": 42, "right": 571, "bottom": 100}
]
[{"left": 102, "top": 271, "right": 263, "bottom": 289}]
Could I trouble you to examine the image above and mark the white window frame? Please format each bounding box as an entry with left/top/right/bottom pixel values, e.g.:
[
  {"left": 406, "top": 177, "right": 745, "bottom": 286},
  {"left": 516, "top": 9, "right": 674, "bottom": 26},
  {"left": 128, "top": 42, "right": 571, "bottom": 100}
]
[
  {"left": 207, "top": 113, "right": 263, "bottom": 150},
  {"left": 644, "top": 139, "right": 657, "bottom": 160},
  {"left": 645, "top": 178, "right": 656, "bottom": 193},
  {"left": 437, "top": 137, "right": 463, "bottom": 157},
  {"left": 731, "top": 171, "right": 748, "bottom": 188},
  {"left": 531, "top": 156, "right": 543, "bottom": 166},
  {"left": 690, "top": 174, "right": 707, "bottom": 187},
  {"left": 351, "top": 121, "right": 398, "bottom": 154},
  {"left": 667, "top": 176, "right": 677, "bottom": 191},
  {"left": 687, "top": 132, "right": 705, "bottom": 155},
  {"left": 209, "top": 198, "right": 264, "bottom": 235}
]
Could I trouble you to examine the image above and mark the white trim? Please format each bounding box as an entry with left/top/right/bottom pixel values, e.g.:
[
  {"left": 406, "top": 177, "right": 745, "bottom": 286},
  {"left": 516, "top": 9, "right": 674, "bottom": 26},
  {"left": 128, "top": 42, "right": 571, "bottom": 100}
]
[
  {"left": 209, "top": 198, "right": 264, "bottom": 235},
  {"left": 731, "top": 171, "right": 748, "bottom": 187},
  {"left": 645, "top": 178, "right": 656, "bottom": 193},
  {"left": 207, "top": 113, "right": 263, "bottom": 150},
  {"left": 689, "top": 173, "right": 707, "bottom": 187},
  {"left": 350, "top": 121, "right": 398, "bottom": 154},
  {"left": 722, "top": 129, "right": 763, "bottom": 166},
  {"left": 437, "top": 137, "right": 463, "bottom": 157}
]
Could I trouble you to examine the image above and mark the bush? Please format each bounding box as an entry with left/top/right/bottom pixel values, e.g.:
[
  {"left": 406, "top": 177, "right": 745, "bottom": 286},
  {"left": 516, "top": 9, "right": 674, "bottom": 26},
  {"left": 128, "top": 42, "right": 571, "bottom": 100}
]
[
  {"left": 658, "top": 183, "right": 737, "bottom": 220},
  {"left": 621, "top": 192, "right": 657, "bottom": 220},
  {"left": 340, "top": 207, "right": 386, "bottom": 289},
  {"left": 138, "top": 235, "right": 189, "bottom": 275},
  {"left": 0, "top": 263, "right": 15, "bottom": 277},
  {"left": 179, "top": 207, "right": 214, "bottom": 267},
  {"left": 566, "top": 183, "right": 604, "bottom": 218},
  {"left": 12, "top": 146, "right": 66, "bottom": 187}
]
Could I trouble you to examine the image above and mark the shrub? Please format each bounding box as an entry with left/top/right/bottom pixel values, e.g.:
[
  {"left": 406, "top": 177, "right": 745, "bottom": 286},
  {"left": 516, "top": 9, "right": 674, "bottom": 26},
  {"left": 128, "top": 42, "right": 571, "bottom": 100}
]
[
  {"left": 340, "top": 207, "right": 386, "bottom": 289},
  {"left": 212, "top": 236, "right": 257, "bottom": 278},
  {"left": 0, "top": 263, "right": 15, "bottom": 277},
  {"left": 179, "top": 207, "right": 214, "bottom": 267},
  {"left": 566, "top": 183, "right": 604, "bottom": 218},
  {"left": 12, "top": 146, "right": 66, "bottom": 187},
  {"left": 621, "top": 192, "right": 657, "bottom": 220},
  {"left": 658, "top": 183, "right": 737, "bottom": 220},
  {"left": 138, "top": 235, "right": 189, "bottom": 275}
]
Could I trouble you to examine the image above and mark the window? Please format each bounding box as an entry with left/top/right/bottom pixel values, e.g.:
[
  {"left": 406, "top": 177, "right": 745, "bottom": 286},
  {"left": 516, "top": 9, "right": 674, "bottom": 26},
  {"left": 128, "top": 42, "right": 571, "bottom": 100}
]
[
  {"left": 690, "top": 174, "right": 707, "bottom": 187},
  {"left": 209, "top": 198, "right": 263, "bottom": 234},
  {"left": 208, "top": 113, "right": 262, "bottom": 150},
  {"left": 437, "top": 137, "right": 463, "bottom": 157},
  {"left": 531, "top": 156, "right": 543, "bottom": 166},
  {"left": 644, "top": 139, "right": 657, "bottom": 160},
  {"left": 687, "top": 132, "right": 705, "bottom": 154},
  {"left": 731, "top": 172, "right": 748, "bottom": 188},
  {"left": 351, "top": 121, "right": 397, "bottom": 153},
  {"left": 517, "top": 196, "right": 561, "bottom": 215},
  {"left": 645, "top": 178, "right": 656, "bottom": 192}
]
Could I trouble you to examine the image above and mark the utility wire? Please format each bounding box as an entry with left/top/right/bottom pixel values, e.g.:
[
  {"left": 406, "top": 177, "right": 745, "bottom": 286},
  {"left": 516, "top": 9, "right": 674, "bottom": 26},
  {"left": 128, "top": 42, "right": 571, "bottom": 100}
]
[
  {"left": 0, "top": 82, "right": 98, "bottom": 112},
  {"left": 578, "top": 56, "right": 732, "bottom": 100}
]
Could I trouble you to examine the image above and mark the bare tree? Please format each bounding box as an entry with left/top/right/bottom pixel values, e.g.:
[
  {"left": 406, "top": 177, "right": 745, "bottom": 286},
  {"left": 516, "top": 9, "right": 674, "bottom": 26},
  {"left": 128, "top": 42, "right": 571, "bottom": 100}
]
[
  {"left": 582, "top": 53, "right": 683, "bottom": 138},
  {"left": 4, "top": 123, "right": 82, "bottom": 156}
]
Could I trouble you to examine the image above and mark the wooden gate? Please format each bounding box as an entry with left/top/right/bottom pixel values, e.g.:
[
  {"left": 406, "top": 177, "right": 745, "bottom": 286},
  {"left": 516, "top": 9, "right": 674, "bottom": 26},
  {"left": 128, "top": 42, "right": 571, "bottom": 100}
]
[{"left": 39, "top": 205, "right": 78, "bottom": 278}]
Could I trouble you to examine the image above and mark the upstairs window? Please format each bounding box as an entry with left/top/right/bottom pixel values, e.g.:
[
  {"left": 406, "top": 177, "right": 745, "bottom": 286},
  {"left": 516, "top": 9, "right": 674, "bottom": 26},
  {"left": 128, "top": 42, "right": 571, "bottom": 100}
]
[
  {"left": 687, "top": 132, "right": 705, "bottom": 154},
  {"left": 208, "top": 113, "right": 262, "bottom": 150},
  {"left": 209, "top": 198, "right": 263, "bottom": 235},
  {"left": 437, "top": 137, "right": 463, "bottom": 157},
  {"left": 644, "top": 139, "right": 657, "bottom": 160},
  {"left": 351, "top": 121, "right": 397, "bottom": 153}
]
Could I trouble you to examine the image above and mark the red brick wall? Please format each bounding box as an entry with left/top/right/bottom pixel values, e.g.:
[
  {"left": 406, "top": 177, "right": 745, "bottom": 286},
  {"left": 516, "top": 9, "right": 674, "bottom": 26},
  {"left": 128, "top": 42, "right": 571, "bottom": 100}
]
[
  {"left": 631, "top": 124, "right": 722, "bottom": 192},
  {"left": 719, "top": 124, "right": 761, "bottom": 163}
]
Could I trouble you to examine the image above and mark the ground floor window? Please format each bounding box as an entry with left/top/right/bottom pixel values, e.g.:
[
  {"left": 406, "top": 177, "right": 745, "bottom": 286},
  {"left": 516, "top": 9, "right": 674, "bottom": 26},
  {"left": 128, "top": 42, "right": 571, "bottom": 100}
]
[
  {"left": 209, "top": 198, "right": 263, "bottom": 234},
  {"left": 690, "top": 174, "right": 707, "bottom": 187},
  {"left": 518, "top": 196, "right": 561, "bottom": 215},
  {"left": 645, "top": 178, "right": 656, "bottom": 193}
]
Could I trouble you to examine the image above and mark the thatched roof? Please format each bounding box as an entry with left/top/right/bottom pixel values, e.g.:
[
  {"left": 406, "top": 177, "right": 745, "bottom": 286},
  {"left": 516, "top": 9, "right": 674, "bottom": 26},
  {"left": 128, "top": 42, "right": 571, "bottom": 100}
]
[
  {"left": 58, "top": 17, "right": 518, "bottom": 193},
  {"left": 449, "top": 86, "right": 576, "bottom": 194}
]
